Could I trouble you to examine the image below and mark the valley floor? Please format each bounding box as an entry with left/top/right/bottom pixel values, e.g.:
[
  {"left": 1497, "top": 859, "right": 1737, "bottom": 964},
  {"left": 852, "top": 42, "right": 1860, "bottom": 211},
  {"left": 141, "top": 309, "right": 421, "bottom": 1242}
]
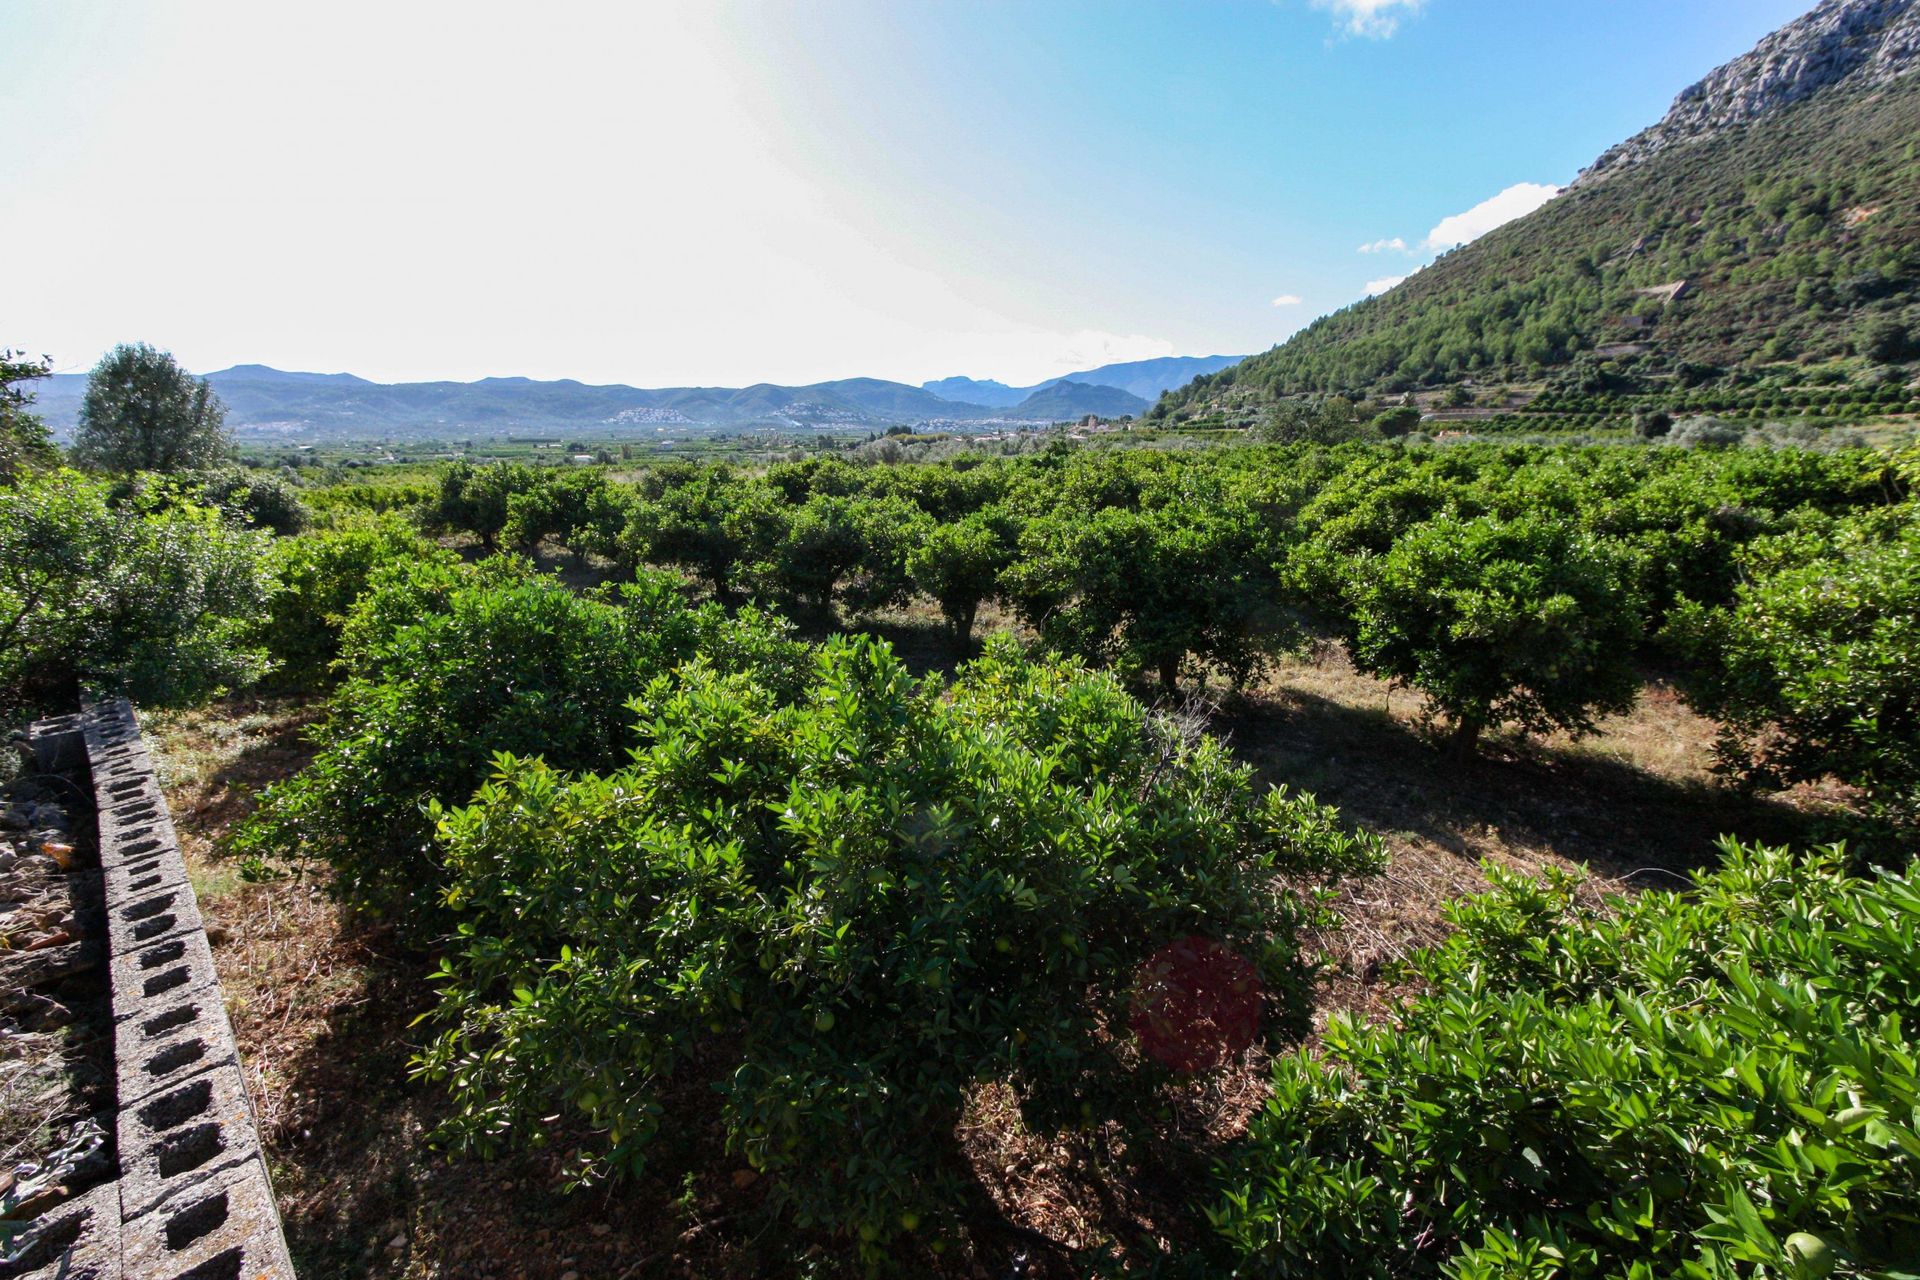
[{"left": 132, "top": 628, "right": 1863, "bottom": 1279}]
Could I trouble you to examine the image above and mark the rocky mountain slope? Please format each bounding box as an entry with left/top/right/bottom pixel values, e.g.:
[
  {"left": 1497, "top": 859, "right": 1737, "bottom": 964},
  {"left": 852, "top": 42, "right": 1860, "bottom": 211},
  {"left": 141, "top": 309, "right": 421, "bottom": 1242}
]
[
  {"left": 1581, "top": 0, "right": 1920, "bottom": 182},
  {"left": 1158, "top": 0, "right": 1920, "bottom": 419}
]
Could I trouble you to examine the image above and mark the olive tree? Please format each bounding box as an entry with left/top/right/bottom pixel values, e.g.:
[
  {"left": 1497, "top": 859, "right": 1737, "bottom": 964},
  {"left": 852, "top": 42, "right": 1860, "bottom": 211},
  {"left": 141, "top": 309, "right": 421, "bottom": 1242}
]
[
  {"left": 72, "top": 343, "right": 232, "bottom": 473},
  {"left": 1, "top": 351, "right": 57, "bottom": 481}
]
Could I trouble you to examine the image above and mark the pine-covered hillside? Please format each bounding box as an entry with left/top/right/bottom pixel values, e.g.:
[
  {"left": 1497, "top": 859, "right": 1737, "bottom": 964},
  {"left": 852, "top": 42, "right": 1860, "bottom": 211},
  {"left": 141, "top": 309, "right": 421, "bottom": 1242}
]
[{"left": 1160, "top": 0, "right": 1920, "bottom": 419}]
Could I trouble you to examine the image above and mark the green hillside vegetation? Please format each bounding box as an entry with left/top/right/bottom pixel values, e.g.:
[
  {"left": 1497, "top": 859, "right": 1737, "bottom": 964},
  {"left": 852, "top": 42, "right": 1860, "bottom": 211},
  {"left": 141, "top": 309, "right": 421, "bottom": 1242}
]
[{"left": 1161, "top": 73, "right": 1920, "bottom": 417}]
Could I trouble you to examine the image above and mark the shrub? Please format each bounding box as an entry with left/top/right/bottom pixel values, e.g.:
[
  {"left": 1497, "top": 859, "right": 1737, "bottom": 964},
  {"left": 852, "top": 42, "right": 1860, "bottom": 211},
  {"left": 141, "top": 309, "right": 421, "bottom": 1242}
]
[
  {"left": 1632, "top": 408, "right": 1673, "bottom": 439},
  {"left": 1344, "top": 512, "right": 1643, "bottom": 751},
  {"left": 1209, "top": 842, "right": 1920, "bottom": 1277},
  {"left": 192, "top": 466, "right": 311, "bottom": 535},
  {"left": 1667, "top": 416, "right": 1750, "bottom": 450},
  {"left": 1, "top": 351, "right": 57, "bottom": 483},
  {"left": 623, "top": 469, "right": 787, "bottom": 598},
  {"left": 501, "top": 468, "right": 630, "bottom": 561},
  {"left": 904, "top": 506, "right": 1018, "bottom": 649},
  {"left": 415, "top": 636, "right": 1384, "bottom": 1256},
  {"left": 1006, "top": 502, "right": 1281, "bottom": 693},
  {"left": 1370, "top": 406, "right": 1423, "bottom": 438},
  {"left": 1859, "top": 315, "right": 1916, "bottom": 365},
  {"left": 1670, "top": 497, "right": 1920, "bottom": 821},
  {"left": 250, "top": 519, "right": 457, "bottom": 689},
  {"left": 0, "top": 469, "right": 271, "bottom": 714},
  {"left": 418, "top": 460, "right": 543, "bottom": 550},
  {"left": 764, "top": 494, "right": 930, "bottom": 621},
  {"left": 232, "top": 567, "right": 808, "bottom": 929}
]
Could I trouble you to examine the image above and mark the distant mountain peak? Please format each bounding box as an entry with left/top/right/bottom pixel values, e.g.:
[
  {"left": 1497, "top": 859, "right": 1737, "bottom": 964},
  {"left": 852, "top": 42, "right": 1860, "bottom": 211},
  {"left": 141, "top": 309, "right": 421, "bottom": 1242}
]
[
  {"left": 922, "top": 356, "right": 1243, "bottom": 408},
  {"left": 1579, "top": 0, "right": 1920, "bottom": 183}
]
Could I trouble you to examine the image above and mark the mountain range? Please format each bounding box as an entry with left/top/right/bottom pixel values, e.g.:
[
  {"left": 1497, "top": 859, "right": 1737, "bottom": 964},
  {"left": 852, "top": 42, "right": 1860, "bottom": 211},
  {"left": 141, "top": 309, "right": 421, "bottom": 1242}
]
[
  {"left": 1159, "top": 0, "right": 1920, "bottom": 420},
  {"left": 921, "top": 355, "right": 1244, "bottom": 407},
  {"left": 31, "top": 354, "right": 1243, "bottom": 440}
]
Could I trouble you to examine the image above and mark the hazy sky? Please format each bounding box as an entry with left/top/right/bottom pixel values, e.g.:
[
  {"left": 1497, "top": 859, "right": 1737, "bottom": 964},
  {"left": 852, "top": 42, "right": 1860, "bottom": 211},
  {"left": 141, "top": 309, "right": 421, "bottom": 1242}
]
[{"left": 3, "top": 0, "right": 1810, "bottom": 388}]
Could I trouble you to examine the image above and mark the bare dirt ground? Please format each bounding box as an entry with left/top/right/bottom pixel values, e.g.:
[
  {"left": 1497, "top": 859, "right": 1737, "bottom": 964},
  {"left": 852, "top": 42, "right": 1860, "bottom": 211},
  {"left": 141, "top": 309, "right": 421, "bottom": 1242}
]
[{"left": 136, "top": 639, "right": 1855, "bottom": 1279}]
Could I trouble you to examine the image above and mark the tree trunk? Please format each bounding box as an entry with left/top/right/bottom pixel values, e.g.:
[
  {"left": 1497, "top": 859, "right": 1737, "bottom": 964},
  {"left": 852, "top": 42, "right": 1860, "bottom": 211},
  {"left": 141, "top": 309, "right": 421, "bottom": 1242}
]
[
  {"left": 1447, "top": 715, "right": 1484, "bottom": 757},
  {"left": 1158, "top": 655, "right": 1180, "bottom": 695},
  {"left": 953, "top": 600, "right": 978, "bottom": 655}
]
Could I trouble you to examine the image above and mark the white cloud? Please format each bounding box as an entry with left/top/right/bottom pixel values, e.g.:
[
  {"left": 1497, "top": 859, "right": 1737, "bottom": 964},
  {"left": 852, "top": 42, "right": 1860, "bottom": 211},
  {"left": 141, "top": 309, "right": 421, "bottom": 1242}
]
[
  {"left": 1363, "top": 275, "right": 1408, "bottom": 296},
  {"left": 1423, "top": 182, "right": 1561, "bottom": 251},
  {"left": 1271, "top": 294, "right": 1304, "bottom": 307},
  {"left": 1358, "top": 237, "right": 1408, "bottom": 254},
  {"left": 1310, "top": 0, "right": 1426, "bottom": 38}
]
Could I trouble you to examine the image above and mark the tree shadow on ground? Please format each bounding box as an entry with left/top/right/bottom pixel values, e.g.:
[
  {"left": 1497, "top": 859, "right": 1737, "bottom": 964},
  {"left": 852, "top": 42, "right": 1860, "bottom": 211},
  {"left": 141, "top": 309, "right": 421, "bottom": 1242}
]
[
  {"left": 854, "top": 614, "right": 972, "bottom": 679},
  {"left": 259, "top": 936, "right": 776, "bottom": 1280},
  {"left": 1220, "top": 681, "right": 1843, "bottom": 884},
  {"left": 159, "top": 697, "right": 324, "bottom": 842}
]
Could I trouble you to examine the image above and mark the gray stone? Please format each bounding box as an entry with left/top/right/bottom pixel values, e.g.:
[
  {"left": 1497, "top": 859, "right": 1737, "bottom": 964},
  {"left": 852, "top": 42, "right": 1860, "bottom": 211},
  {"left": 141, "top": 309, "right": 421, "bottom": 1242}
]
[
  {"left": 1578, "top": 0, "right": 1920, "bottom": 184},
  {"left": 0, "top": 937, "right": 105, "bottom": 990}
]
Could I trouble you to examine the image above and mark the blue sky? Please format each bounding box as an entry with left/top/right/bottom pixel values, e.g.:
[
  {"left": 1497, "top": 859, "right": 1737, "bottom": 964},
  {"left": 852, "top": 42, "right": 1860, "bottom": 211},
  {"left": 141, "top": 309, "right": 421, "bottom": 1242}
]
[{"left": 2, "top": 0, "right": 1810, "bottom": 387}]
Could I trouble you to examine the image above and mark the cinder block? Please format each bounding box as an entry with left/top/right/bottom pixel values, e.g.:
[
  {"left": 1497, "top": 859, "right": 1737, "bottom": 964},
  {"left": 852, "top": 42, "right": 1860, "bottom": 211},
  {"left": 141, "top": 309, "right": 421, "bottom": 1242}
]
[
  {"left": 122, "top": 1157, "right": 294, "bottom": 1280},
  {"left": 114, "top": 984, "right": 241, "bottom": 1106},
  {"left": 23, "top": 713, "right": 85, "bottom": 775},
  {"left": 90, "top": 751, "right": 150, "bottom": 779},
  {"left": 106, "top": 831, "right": 180, "bottom": 866},
  {"left": 104, "top": 849, "right": 192, "bottom": 899},
  {"left": 99, "top": 770, "right": 160, "bottom": 800},
  {"left": 0, "top": 1178, "right": 122, "bottom": 1279},
  {"left": 98, "top": 790, "right": 167, "bottom": 840},
  {"left": 115, "top": 1061, "right": 262, "bottom": 1221},
  {"left": 106, "top": 885, "right": 206, "bottom": 956},
  {"left": 97, "top": 805, "right": 178, "bottom": 855},
  {"left": 109, "top": 931, "right": 221, "bottom": 1023},
  {"left": 80, "top": 696, "right": 297, "bottom": 1273}
]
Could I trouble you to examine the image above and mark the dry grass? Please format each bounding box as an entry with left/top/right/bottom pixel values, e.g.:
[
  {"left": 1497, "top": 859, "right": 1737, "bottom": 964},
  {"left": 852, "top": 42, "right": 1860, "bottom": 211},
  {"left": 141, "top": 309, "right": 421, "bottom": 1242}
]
[
  {"left": 1223, "top": 646, "right": 1842, "bottom": 1027},
  {"left": 138, "top": 642, "right": 1854, "bottom": 1277}
]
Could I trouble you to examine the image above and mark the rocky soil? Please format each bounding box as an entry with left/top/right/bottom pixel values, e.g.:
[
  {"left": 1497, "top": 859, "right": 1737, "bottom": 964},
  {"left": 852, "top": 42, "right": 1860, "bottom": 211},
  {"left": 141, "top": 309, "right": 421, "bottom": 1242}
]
[{"left": 0, "top": 745, "right": 113, "bottom": 1254}]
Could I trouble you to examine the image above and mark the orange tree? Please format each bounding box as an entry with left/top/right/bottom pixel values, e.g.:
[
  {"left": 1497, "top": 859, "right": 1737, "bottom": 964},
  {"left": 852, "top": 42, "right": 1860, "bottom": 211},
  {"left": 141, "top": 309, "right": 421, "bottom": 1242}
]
[
  {"left": 232, "top": 562, "right": 808, "bottom": 930},
  {"left": 413, "top": 636, "right": 1382, "bottom": 1259},
  {"left": 1341, "top": 511, "right": 1644, "bottom": 752}
]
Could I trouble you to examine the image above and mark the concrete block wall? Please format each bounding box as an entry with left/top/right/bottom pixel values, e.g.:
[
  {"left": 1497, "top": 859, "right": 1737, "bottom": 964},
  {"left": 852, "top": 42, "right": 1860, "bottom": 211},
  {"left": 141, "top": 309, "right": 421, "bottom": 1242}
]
[{"left": 4, "top": 701, "right": 297, "bottom": 1279}]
